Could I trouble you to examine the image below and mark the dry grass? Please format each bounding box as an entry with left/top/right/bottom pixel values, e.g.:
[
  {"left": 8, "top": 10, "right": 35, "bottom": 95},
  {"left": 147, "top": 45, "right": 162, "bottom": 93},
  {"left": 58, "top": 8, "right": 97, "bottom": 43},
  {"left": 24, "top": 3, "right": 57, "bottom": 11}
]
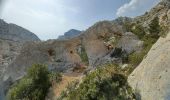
[{"left": 53, "top": 73, "right": 82, "bottom": 97}]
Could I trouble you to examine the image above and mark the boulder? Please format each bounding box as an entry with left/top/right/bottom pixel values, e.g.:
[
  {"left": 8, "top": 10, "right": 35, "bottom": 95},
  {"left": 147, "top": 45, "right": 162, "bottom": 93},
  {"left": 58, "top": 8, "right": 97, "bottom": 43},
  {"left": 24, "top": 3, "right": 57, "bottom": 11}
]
[{"left": 128, "top": 32, "right": 170, "bottom": 100}]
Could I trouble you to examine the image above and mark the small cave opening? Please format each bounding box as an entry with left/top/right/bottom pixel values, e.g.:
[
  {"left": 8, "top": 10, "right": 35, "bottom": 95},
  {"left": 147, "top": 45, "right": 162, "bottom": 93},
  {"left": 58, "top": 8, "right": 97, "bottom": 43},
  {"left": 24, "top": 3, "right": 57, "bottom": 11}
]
[
  {"left": 70, "top": 50, "right": 73, "bottom": 54},
  {"left": 47, "top": 49, "right": 55, "bottom": 56},
  {"left": 110, "top": 47, "right": 122, "bottom": 58},
  {"left": 107, "top": 44, "right": 113, "bottom": 50}
]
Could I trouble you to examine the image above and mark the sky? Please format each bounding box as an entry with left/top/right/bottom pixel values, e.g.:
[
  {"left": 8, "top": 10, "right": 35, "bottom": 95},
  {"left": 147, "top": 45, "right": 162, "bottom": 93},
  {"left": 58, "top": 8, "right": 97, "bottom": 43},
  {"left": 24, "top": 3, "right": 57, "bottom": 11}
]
[{"left": 0, "top": 0, "right": 160, "bottom": 40}]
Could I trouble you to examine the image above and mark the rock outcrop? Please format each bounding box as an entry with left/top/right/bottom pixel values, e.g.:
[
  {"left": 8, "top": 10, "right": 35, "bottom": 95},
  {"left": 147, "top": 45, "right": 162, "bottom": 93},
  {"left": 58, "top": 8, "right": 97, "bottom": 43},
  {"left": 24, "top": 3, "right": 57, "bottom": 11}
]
[
  {"left": 134, "top": 0, "right": 170, "bottom": 27},
  {"left": 128, "top": 32, "right": 170, "bottom": 100}
]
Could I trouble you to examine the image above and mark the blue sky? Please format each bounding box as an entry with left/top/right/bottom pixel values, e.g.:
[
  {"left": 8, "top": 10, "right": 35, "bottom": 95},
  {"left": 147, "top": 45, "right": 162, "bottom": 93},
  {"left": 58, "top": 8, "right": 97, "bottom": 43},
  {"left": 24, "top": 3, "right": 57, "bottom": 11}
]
[{"left": 1, "top": 0, "right": 160, "bottom": 40}]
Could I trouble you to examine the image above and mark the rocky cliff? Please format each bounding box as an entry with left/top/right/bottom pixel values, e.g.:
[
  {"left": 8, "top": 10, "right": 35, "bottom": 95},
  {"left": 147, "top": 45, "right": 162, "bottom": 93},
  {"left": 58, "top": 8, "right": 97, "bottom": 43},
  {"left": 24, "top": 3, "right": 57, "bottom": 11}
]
[
  {"left": 0, "top": 19, "right": 40, "bottom": 80},
  {"left": 0, "top": 19, "right": 40, "bottom": 100},
  {"left": 0, "top": 19, "right": 40, "bottom": 42},
  {"left": 128, "top": 31, "right": 170, "bottom": 100},
  {"left": 128, "top": 0, "right": 170, "bottom": 100}
]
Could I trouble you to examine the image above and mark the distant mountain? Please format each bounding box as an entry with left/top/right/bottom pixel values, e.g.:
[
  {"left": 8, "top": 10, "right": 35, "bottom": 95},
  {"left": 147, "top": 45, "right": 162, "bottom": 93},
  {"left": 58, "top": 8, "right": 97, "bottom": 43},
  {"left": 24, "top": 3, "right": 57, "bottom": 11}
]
[
  {"left": 0, "top": 19, "right": 40, "bottom": 42},
  {"left": 58, "top": 29, "right": 81, "bottom": 40}
]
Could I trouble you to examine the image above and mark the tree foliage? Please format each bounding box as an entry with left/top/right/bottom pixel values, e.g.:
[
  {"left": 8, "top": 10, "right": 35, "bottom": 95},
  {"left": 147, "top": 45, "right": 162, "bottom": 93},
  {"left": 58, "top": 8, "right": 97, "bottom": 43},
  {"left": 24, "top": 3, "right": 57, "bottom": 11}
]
[
  {"left": 59, "top": 64, "right": 136, "bottom": 100},
  {"left": 7, "top": 64, "right": 51, "bottom": 100}
]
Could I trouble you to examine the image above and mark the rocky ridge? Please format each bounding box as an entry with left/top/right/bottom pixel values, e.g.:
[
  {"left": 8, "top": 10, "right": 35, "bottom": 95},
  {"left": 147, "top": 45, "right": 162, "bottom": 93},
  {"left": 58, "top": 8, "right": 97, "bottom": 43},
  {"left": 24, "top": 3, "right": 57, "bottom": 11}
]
[
  {"left": 0, "top": 19, "right": 40, "bottom": 42},
  {"left": 58, "top": 29, "right": 82, "bottom": 40}
]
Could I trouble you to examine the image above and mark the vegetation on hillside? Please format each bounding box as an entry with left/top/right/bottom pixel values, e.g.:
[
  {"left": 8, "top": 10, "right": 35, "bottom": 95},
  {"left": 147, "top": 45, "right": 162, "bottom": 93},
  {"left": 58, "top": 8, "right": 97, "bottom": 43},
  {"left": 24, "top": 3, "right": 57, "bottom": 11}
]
[
  {"left": 7, "top": 64, "right": 62, "bottom": 100},
  {"left": 78, "top": 45, "right": 89, "bottom": 65},
  {"left": 120, "top": 16, "right": 163, "bottom": 75},
  {"left": 58, "top": 63, "right": 136, "bottom": 100},
  {"left": 6, "top": 15, "right": 168, "bottom": 100},
  {"left": 149, "top": 16, "right": 161, "bottom": 38}
]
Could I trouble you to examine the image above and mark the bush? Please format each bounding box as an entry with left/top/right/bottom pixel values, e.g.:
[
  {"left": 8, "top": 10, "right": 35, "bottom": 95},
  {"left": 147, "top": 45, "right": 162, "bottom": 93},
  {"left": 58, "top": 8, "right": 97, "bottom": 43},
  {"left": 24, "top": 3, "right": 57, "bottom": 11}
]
[
  {"left": 7, "top": 64, "right": 51, "bottom": 100},
  {"left": 128, "top": 51, "right": 146, "bottom": 67},
  {"left": 131, "top": 24, "right": 145, "bottom": 39},
  {"left": 59, "top": 64, "right": 136, "bottom": 100},
  {"left": 78, "top": 45, "right": 89, "bottom": 65},
  {"left": 49, "top": 72, "right": 62, "bottom": 83},
  {"left": 160, "top": 25, "right": 169, "bottom": 38},
  {"left": 149, "top": 16, "right": 161, "bottom": 39},
  {"left": 128, "top": 33, "right": 158, "bottom": 69},
  {"left": 122, "top": 21, "right": 146, "bottom": 39}
]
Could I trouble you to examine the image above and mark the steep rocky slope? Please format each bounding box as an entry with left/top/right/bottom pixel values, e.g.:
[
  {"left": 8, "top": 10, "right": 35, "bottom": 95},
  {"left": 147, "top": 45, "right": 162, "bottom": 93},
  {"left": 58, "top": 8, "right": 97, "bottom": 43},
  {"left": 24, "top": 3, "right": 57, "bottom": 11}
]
[
  {"left": 2, "top": 20, "right": 143, "bottom": 82},
  {"left": 0, "top": 19, "right": 40, "bottom": 42},
  {"left": 128, "top": 32, "right": 170, "bottom": 100},
  {"left": 0, "top": 19, "right": 40, "bottom": 79},
  {"left": 0, "top": 19, "right": 40, "bottom": 100},
  {"left": 127, "top": 0, "right": 170, "bottom": 99},
  {"left": 134, "top": 0, "right": 170, "bottom": 27}
]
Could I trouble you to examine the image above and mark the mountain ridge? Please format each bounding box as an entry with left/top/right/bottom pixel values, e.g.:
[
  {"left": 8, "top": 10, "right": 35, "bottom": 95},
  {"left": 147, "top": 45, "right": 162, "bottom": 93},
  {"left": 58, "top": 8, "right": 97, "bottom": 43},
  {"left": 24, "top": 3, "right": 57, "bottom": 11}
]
[
  {"left": 0, "top": 19, "right": 40, "bottom": 42},
  {"left": 58, "top": 29, "right": 82, "bottom": 40}
]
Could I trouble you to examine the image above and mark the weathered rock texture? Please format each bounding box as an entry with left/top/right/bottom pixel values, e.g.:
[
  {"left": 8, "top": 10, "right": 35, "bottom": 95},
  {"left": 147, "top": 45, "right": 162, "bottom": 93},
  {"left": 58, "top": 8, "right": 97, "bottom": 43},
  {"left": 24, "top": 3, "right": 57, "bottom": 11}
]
[
  {"left": 3, "top": 21, "right": 121, "bottom": 80},
  {"left": 0, "top": 19, "right": 40, "bottom": 100},
  {"left": 128, "top": 32, "right": 170, "bottom": 100}
]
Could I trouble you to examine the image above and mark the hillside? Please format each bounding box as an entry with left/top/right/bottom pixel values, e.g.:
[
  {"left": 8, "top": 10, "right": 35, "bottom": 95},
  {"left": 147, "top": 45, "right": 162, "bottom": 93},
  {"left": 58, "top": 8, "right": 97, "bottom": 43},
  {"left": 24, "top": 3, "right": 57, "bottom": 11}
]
[
  {"left": 0, "top": 19, "right": 40, "bottom": 42},
  {"left": 1, "top": 0, "right": 170, "bottom": 100},
  {"left": 0, "top": 19, "right": 40, "bottom": 100}
]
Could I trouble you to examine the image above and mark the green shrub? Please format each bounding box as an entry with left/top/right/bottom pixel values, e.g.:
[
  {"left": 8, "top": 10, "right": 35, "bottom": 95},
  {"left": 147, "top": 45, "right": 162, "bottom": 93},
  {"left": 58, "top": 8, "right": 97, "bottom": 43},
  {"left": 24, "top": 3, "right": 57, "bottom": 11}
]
[
  {"left": 122, "top": 21, "right": 146, "bottom": 39},
  {"left": 7, "top": 64, "right": 51, "bottom": 100},
  {"left": 160, "top": 25, "right": 169, "bottom": 38},
  {"left": 122, "top": 21, "right": 134, "bottom": 32},
  {"left": 149, "top": 16, "right": 161, "bottom": 39},
  {"left": 78, "top": 45, "right": 89, "bottom": 65},
  {"left": 49, "top": 72, "right": 62, "bottom": 83},
  {"left": 59, "top": 64, "right": 135, "bottom": 100},
  {"left": 127, "top": 33, "right": 158, "bottom": 70},
  {"left": 131, "top": 24, "right": 145, "bottom": 39},
  {"left": 128, "top": 51, "right": 146, "bottom": 67}
]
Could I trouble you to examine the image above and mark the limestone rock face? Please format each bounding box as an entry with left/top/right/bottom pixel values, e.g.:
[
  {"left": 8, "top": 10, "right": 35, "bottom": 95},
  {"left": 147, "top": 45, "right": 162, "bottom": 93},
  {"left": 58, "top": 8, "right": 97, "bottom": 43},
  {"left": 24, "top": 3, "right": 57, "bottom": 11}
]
[
  {"left": 0, "top": 39, "right": 22, "bottom": 100},
  {"left": 82, "top": 21, "right": 123, "bottom": 66},
  {"left": 117, "top": 32, "right": 143, "bottom": 54},
  {"left": 0, "top": 19, "right": 40, "bottom": 42},
  {"left": 0, "top": 19, "right": 40, "bottom": 99},
  {"left": 128, "top": 32, "right": 170, "bottom": 100}
]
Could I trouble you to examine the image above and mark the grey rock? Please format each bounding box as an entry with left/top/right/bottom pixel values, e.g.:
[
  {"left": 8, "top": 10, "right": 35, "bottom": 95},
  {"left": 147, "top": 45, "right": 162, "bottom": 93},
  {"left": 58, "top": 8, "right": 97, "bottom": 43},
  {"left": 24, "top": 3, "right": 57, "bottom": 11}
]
[
  {"left": 128, "top": 32, "right": 170, "bottom": 100},
  {"left": 0, "top": 19, "right": 40, "bottom": 42}
]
